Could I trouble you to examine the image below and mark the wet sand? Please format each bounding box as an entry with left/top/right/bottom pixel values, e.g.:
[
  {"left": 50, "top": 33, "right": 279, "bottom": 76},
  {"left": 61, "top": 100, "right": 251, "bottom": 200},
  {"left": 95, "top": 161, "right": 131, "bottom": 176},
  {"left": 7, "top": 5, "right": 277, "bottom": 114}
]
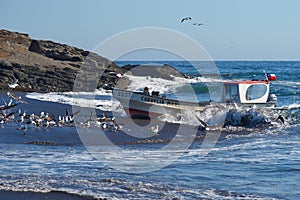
[
  {"left": 0, "top": 190, "right": 97, "bottom": 200},
  {"left": 0, "top": 91, "right": 255, "bottom": 148},
  {"left": 0, "top": 92, "right": 210, "bottom": 146}
]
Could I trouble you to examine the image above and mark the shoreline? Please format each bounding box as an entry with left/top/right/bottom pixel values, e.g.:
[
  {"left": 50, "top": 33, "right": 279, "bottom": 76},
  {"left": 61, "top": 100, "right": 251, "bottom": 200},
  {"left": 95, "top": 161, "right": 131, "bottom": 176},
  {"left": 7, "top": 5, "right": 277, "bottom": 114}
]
[
  {"left": 0, "top": 190, "right": 97, "bottom": 200},
  {"left": 0, "top": 91, "right": 272, "bottom": 147},
  {"left": 0, "top": 92, "right": 210, "bottom": 146}
]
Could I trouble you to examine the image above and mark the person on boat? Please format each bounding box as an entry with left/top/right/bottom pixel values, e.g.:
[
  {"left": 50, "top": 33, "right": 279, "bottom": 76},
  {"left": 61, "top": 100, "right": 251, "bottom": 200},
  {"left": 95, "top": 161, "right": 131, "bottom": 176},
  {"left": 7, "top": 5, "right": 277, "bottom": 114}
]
[
  {"left": 152, "top": 91, "right": 160, "bottom": 97},
  {"left": 143, "top": 87, "right": 150, "bottom": 95}
]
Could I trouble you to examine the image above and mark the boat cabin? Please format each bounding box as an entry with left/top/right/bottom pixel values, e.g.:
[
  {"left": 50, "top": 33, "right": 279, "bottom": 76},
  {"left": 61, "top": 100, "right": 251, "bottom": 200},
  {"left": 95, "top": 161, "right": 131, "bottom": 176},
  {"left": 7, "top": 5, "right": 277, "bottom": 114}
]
[{"left": 223, "top": 81, "right": 270, "bottom": 104}]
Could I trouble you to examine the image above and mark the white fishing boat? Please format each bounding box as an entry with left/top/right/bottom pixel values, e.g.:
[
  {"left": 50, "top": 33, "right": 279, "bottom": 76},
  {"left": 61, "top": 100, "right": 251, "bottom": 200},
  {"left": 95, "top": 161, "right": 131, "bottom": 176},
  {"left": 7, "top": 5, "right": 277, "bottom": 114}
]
[{"left": 113, "top": 72, "right": 277, "bottom": 118}]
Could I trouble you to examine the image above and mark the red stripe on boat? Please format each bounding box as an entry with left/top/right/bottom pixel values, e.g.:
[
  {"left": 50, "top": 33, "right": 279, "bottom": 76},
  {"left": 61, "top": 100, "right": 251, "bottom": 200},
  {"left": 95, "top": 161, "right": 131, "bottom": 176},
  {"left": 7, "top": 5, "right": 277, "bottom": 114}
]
[{"left": 124, "top": 108, "right": 161, "bottom": 118}]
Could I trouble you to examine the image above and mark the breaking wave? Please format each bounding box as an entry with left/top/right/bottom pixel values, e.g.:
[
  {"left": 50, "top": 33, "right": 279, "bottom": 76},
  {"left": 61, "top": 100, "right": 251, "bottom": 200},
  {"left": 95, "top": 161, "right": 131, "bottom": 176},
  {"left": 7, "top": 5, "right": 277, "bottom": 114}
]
[
  {"left": 159, "top": 104, "right": 299, "bottom": 130},
  {"left": 26, "top": 89, "right": 115, "bottom": 111},
  {"left": 25, "top": 74, "right": 300, "bottom": 130}
]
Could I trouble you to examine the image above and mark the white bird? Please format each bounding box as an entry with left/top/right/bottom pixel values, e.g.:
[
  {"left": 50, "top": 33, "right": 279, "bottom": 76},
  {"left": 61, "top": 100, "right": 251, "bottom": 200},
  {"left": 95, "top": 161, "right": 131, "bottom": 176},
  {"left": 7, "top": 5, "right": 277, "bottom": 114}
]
[
  {"left": 40, "top": 112, "right": 45, "bottom": 118},
  {"left": 0, "top": 119, "right": 5, "bottom": 127},
  {"left": 7, "top": 91, "right": 28, "bottom": 103},
  {"left": 36, "top": 118, "right": 43, "bottom": 127},
  {"left": 8, "top": 80, "right": 19, "bottom": 89},
  {"left": 58, "top": 116, "right": 65, "bottom": 127},
  {"left": 101, "top": 122, "right": 107, "bottom": 130},
  {"left": 48, "top": 120, "right": 56, "bottom": 126},
  {"left": 150, "top": 125, "right": 160, "bottom": 135},
  {"left": 7, "top": 98, "right": 13, "bottom": 106},
  {"left": 17, "top": 115, "right": 24, "bottom": 123},
  {"left": 110, "top": 124, "right": 118, "bottom": 132},
  {"left": 0, "top": 112, "right": 15, "bottom": 122},
  {"left": 181, "top": 17, "right": 192, "bottom": 23},
  {"left": 117, "top": 124, "right": 124, "bottom": 130}
]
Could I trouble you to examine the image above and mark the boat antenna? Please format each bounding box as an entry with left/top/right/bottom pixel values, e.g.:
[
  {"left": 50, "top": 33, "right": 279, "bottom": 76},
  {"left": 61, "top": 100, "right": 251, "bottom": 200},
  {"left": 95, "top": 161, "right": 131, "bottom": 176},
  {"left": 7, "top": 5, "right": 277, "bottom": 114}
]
[{"left": 263, "top": 70, "right": 268, "bottom": 81}]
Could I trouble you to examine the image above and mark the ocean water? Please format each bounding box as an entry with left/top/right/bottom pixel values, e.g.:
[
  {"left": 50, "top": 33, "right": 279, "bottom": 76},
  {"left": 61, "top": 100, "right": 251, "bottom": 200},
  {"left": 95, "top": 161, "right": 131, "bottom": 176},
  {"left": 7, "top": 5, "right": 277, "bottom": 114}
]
[{"left": 0, "top": 61, "right": 300, "bottom": 199}]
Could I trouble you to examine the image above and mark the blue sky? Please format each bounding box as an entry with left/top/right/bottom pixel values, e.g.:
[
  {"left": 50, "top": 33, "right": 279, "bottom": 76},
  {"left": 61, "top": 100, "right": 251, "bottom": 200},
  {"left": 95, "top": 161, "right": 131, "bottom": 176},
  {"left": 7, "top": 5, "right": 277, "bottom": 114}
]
[{"left": 1, "top": 0, "right": 300, "bottom": 60}]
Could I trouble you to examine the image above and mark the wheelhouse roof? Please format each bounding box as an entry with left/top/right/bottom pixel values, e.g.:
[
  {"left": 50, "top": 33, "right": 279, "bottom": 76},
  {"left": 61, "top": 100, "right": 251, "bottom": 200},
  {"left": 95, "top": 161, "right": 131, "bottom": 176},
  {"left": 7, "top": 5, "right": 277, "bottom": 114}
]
[{"left": 224, "top": 80, "right": 269, "bottom": 85}]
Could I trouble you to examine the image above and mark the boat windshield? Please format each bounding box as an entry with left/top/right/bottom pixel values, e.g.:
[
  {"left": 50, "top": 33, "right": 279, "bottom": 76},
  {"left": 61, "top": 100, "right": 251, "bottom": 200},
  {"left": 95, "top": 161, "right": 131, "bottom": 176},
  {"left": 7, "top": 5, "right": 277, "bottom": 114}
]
[{"left": 245, "top": 84, "right": 268, "bottom": 100}]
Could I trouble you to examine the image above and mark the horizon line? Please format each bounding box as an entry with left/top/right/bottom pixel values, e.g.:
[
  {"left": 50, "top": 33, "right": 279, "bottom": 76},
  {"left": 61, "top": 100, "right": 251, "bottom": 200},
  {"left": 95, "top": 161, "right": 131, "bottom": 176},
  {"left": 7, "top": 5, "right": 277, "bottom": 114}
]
[{"left": 115, "top": 59, "right": 300, "bottom": 62}]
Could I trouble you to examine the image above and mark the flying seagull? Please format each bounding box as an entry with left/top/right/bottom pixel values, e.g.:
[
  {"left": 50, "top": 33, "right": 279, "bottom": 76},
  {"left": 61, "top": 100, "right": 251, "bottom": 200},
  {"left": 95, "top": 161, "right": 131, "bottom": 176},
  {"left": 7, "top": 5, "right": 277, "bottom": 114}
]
[
  {"left": 193, "top": 23, "right": 204, "bottom": 26},
  {"left": 181, "top": 17, "right": 192, "bottom": 23},
  {"left": 7, "top": 91, "right": 28, "bottom": 104},
  {"left": 8, "top": 79, "right": 19, "bottom": 89}
]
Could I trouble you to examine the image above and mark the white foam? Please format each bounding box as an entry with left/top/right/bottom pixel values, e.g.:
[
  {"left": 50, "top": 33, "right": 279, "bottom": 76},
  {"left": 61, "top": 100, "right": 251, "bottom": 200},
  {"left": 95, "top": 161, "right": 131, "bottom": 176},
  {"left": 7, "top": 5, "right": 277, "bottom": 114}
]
[
  {"left": 25, "top": 73, "right": 225, "bottom": 113},
  {"left": 287, "top": 103, "right": 300, "bottom": 110},
  {"left": 26, "top": 89, "right": 115, "bottom": 111},
  {"left": 124, "top": 74, "right": 224, "bottom": 94},
  {"left": 124, "top": 74, "right": 184, "bottom": 93},
  {"left": 25, "top": 74, "right": 298, "bottom": 127},
  {"left": 274, "top": 80, "right": 300, "bottom": 86}
]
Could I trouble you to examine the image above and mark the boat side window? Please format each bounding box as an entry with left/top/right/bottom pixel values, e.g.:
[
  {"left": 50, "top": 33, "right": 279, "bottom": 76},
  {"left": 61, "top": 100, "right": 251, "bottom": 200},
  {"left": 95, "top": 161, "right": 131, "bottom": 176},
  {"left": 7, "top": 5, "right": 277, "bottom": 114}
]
[
  {"left": 225, "top": 86, "right": 231, "bottom": 101},
  {"left": 245, "top": 84, "right": 267, "bottom": 100},
  {"left": 231, "top": 85, "right": 239, "bottom": 102},
  {"left": 226, "top": 85, "right": 239, "bottom": 102}
]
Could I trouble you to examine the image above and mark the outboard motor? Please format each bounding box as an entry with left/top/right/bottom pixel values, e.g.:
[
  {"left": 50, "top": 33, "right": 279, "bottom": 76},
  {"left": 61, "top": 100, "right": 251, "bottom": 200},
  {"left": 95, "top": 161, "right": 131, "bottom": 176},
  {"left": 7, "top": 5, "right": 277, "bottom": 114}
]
[{"left": 268, "top": 93, "right": 277, "bottom": 103}]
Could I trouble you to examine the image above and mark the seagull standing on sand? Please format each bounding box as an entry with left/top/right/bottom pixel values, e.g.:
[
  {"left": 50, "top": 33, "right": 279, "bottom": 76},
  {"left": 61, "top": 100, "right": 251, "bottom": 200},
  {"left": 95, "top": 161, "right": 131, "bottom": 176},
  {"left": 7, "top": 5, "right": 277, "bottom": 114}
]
[
  {"left": 0, "top": 112, "right": 15, "bottom": 124},
  {"left": 181, "top": 17, "right": 192, "bottom": 23}
]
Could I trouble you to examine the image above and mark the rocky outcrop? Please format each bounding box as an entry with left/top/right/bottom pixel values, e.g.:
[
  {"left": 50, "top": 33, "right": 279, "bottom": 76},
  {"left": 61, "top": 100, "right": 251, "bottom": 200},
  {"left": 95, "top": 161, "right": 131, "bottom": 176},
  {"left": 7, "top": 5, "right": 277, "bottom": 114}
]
[
  {"left": 0, "top": 29, "right": 125, "bottom": 92},
  {"left": 28, "top": 39, "right": 89, "bottom": 62},
  {"left": 122, "top": 64, "right": 189, "bottom": 80},
  {"left": 0, "top": 29, "right": 188, "bottom": 92}
]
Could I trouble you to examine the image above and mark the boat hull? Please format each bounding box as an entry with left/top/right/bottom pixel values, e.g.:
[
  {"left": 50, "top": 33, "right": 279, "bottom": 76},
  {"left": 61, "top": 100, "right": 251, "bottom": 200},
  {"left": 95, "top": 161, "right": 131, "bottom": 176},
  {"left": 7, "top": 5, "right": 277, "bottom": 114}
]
[
  {"left": 112, "top": 89, "right": 276, "bottom": 119},
  {"left": 113, "top": 89, "right": 207, "bottom": 118}
]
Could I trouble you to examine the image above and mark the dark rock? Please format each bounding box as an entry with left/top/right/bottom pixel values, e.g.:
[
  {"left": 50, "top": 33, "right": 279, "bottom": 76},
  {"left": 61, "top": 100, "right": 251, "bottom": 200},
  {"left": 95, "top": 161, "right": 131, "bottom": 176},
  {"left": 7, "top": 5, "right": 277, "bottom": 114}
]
[
  {"left": 0, "top": 29, "right": 126, "bottom": 92},
  {"left": 0, "top": 29, "right": 188, "bottom": 92},
  {"left": 28, "top": 39, "right": 42, "bottom": 54},
  {"left": 120, "top": 64, "right": 187, "bottom": 80}
]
